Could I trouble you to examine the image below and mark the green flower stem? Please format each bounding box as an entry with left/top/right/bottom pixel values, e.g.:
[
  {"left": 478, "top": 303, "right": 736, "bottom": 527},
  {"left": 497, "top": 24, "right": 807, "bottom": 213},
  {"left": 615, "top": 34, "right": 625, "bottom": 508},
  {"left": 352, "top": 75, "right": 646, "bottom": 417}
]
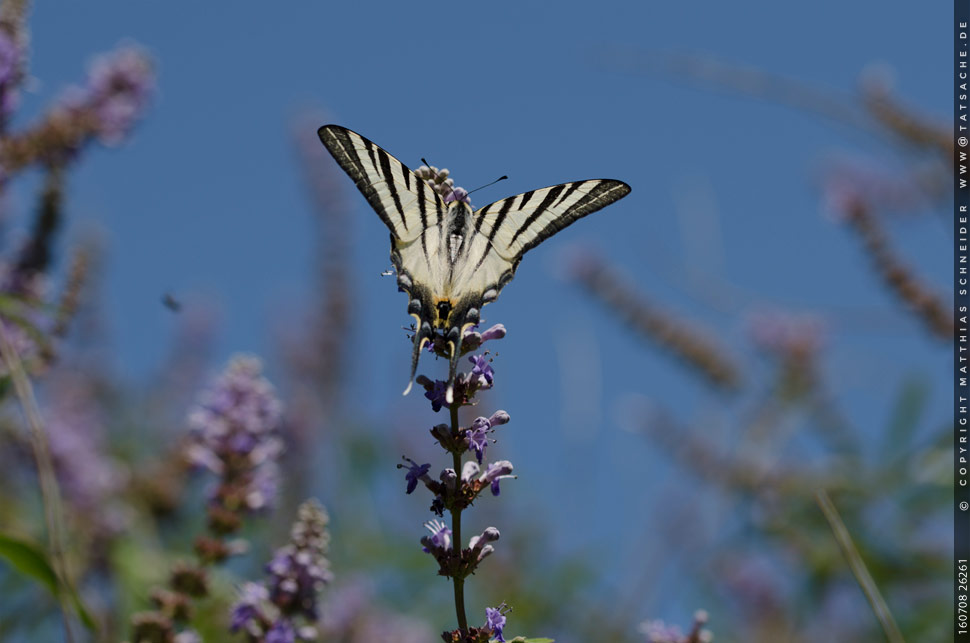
[{"left": 449, "top": 402, "right": 468, "bottom": 632}]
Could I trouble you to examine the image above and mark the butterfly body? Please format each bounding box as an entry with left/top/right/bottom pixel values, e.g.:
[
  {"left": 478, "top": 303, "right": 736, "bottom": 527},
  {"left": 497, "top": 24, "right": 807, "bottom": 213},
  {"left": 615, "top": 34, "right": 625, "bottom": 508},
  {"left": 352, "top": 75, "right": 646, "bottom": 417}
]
[
  {"left": 318, "top": 124, "right": 630, "bottom": 400},
  {"left": 393, "top": 199, "right": 506, "bottom": 330}
]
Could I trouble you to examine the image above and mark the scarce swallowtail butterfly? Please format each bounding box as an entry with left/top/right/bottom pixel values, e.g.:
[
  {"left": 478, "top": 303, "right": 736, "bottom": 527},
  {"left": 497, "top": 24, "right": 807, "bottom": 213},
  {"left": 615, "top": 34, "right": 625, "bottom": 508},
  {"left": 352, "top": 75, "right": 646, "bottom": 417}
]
[{"left": 318, "top": 125, "right": 630, "bottom": 403}]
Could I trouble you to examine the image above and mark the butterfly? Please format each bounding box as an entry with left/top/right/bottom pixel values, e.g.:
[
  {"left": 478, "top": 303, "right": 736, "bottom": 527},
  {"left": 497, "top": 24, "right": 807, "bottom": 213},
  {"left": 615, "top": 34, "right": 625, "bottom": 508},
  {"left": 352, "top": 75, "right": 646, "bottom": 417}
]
[{"left": 318, "top": 125, "right": 630, "bottom": 402}]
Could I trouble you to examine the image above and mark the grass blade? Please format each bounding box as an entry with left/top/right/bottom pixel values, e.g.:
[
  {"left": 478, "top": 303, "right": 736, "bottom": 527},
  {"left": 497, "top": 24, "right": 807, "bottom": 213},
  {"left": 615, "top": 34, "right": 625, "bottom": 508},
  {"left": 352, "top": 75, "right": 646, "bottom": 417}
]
[{"left": 815, "top": 489, "right": 904, "bottom": 643}]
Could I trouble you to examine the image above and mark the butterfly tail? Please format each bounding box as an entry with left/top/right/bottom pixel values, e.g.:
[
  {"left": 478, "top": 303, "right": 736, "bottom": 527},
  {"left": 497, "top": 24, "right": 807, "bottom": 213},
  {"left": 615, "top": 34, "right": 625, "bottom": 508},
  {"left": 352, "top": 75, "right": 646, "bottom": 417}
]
[
  {"left": 403, "top": 322, "right": 432, "bottom": 396},
  {"left": 444, "top": 328, "right": 462, "bottom": 405}
]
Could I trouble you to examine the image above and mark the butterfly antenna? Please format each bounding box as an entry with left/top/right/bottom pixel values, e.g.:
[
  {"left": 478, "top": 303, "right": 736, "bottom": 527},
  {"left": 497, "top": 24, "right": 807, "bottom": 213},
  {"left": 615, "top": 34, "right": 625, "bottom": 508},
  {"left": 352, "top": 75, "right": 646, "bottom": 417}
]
[
  {"left": 403, "top": 322, "right": 432, "bottom": 396},
  {"left": 467, "top": 175, "right": 508, "bottom": 197}
]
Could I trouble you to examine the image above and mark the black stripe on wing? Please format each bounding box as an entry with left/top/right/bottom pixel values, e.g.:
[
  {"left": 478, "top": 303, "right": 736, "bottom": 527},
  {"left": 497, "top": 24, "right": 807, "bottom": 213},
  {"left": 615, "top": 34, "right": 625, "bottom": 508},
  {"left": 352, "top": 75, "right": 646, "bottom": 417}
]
[
  {"left": 374, "top": 143, "right": 409, "bottom": 234},
  {"left": 508, "top": 183, "right": 566, "bottom": 247},
  {"left": 516, "top": 180, "right": 630, "bottom": 259},
  {"left": 318, "top": 125, "right": 443, "bottom": 241},
  {"left": 475, "top": 179, "right": 631, "bottom": 267},
  {"left": 473, "top": 197, "right": 518, "bottom": 271}
]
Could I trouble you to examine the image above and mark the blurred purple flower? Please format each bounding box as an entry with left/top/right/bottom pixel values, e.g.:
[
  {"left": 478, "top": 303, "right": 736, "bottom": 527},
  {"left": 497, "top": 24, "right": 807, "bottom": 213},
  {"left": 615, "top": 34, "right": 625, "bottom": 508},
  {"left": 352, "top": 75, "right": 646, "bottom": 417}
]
[
  {"left": 265, "top": 620, "right": 296, "bottom": 643},
  {"left": 639, "top": 620, "right": 684, "bottom": 643},
  {"left": 230, "top": 500, "right": 331, "bottom": 640},
  {"left": 745, "top": 309, "right": 826, "bottom": 361},
  {"left": 85, "top": 46, "right": 154, "bottom": 144},
  {"left": 186, "top": 355, "right": 283, "bottom": 512},
  {"left": 266, "top": 500, "right": 333, "bottom": 620},
  {"left": 44, "top": 373, "right": 128, "bottom": 532},
  {"left": 320, "top": 577, "right": 435, "bottom": 642},
  {"left": 0, "top": 263, "right": 53, "bottom": 376},
  {"left": 52, "top": 45, "right": 154, "bottom": 148},
  {"left": 229, "top": 582, "right": 268, "bottom": 634},
  {"left": 0, "top": 31, "right": 18, "bottom": 85},
  {"left": 820, "top": 153, "right": 935, "bottom": 220},
  {"left": 638, "top": 610, "right": 712, "bottom": 643},
  {"left": 0, "top": 30, "right": 22, "bottom": 117}
]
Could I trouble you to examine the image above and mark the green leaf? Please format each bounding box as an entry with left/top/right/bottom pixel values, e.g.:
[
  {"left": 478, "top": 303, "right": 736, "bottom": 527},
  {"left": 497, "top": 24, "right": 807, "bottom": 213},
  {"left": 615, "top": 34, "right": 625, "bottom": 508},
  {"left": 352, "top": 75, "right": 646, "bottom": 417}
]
[
  {"left": 0, "top": 532, "right": 97, "bottom": 632},
  {"left": 0, "top": 532, "right": 58, "bottom": 593}
]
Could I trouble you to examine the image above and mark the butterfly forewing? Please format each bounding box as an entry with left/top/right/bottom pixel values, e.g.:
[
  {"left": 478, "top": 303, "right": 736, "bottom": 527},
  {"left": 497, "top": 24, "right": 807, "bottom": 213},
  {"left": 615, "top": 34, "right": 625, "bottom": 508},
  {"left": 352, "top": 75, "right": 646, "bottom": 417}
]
[
  {"left": 444, "top": 180, "right": 631, "bottom": 321},
  {"left": 470, "top": 179, "right": 631, "bottom": 266},
  {"left": 318, "top": 125, "right": 445, "bottom": 243}
]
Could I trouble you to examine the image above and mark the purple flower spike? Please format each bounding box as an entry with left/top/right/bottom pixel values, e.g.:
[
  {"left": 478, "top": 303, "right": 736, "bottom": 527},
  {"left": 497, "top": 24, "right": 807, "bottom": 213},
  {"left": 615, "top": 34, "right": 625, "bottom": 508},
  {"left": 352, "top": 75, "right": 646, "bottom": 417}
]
[
  {"left": 441, "top": 467, "right": 458, "bottom": 490},
  {"left": 467, "top": 417, "right": 490, "bottom": 463},
  {"left": 488, "top": 410, "right": 510, "bottom": 426},
  {"left": 474, "top": 544, "right": 496, "bottom": 564},
  {"left": 415, "top": 164, "right": 471, "bottom": 205},
  {"left": 422, "top": 519, "right": 452, "bottom": 553},
  {"left": 399, "top": 457, "right": 432, "bottom": 494},
  {"left": 480, "top": 460, "right": 515, "bottom": 496},
  {"left": 424, "top": 379, "right": 449, "bottom": 411},
  {"left": 447, "top": 186, "right": 470, "bottom": 204},
  {"left": 485, "top": 606, "right": 508, "bottom": 642},
  {"left": 479, "top": 323, "right": 506, "bottom": 343},
  {"left": 461, "top": 460, "right": 481, "bottom": 484},
  {"left": 463, "top": 410, "right": 510, "bottom": 462},
  {"left": 469, "top": 526, "right": 500, "bottom": 562},
  {"left": 468, "top": 354, "right": 494, "bottom": 388}
]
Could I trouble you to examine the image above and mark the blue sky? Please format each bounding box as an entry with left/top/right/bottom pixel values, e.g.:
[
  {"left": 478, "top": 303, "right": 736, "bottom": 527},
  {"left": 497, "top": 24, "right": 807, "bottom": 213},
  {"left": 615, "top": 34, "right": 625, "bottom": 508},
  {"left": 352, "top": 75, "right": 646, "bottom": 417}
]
[{"left": 17, "top": 0, "right": 952, "bottom": 628}]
